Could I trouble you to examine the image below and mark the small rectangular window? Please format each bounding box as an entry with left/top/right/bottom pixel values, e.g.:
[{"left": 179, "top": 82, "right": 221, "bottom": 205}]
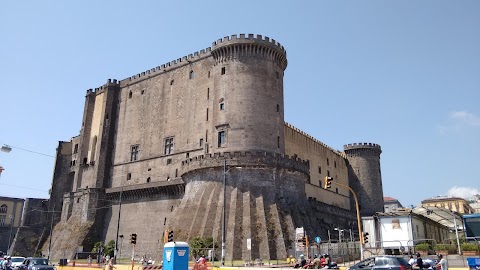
[
  {"left": 318, "top": 166, "right": 321, "bottom": 174},
  {"left": 207, "top": 88, "right": 210, "bottom": 99},
  {"left": 277, "top": 136, "right": 280, "bottom": 148},
  {"left": 166, "top": 158, "right": 172, "bottom": 165},
  {"left": 327, "top": 158, "right": 329, "bottom": 166},
  {"left": 276, "top": 71, "right": 279, "bottom": 79},
  {"left": 199, "top": 139, "right": 204, "bottom": 147},
  {"left": 276, "top": 104, "right": 280, "bottom": 112},
  {"left": 220, "top": 103, "right": 225, "bottom": 110},
  {"left": 206, "top": 108, "right": 209, "bottom": 121},
  {"left": 221, "top": 67, "right": 226, "bottom": 75},
  {"left": 74, "top": 144, "right": 79, "bottom": 154},
  {"left": 218, "top": 131, "right": 226, "bottom": 147},
  {"left": 334, "top": 161, "right": 337, "bottom": 168},
  {"left": 327, "top": 170, "right": 330, "bottom": 177},
  {"left": 127, "top": 173, "right": 132, "bottom": 180},
  {"left": 164, "top": 137, "right": 174, "bottom": 155},
  {"left": 130, "top": 145, "right": 139, "bottom": 161}
]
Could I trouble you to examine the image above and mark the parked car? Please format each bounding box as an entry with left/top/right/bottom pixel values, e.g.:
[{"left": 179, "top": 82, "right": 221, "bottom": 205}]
[
  {"left": 11, "top": 257, "right": 26, "bottom": 269},
  {"left": 347, "top": 256, "right": 412, "bottom": 270},
  {"left": 18, "top": 258, "right": 55, "bottom": 270}
]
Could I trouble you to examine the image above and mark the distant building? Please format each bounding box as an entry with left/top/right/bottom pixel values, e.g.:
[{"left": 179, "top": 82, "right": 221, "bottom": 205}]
[
  {"left": 362, "top": 206, "right": 462, "bottom": 255},
  {"left": 467, "top": 195, "right": 480, "bottom": 213},
  {"left": 0, "top": 196, "right": 49, "bottom": 255},
  {"left": 0, "top": 196, "right": 23, "bottom": 252},
  {"left": 421, "top": 196, "right": 475, "bottom": 214},
  {"left": 384, "top": 197, "right": 403, "bottom": 213}
]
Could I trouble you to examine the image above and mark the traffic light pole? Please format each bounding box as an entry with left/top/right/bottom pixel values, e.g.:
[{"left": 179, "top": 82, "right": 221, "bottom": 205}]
[
  {"left": 131, "top": 243, "right": 136, "bottom": 270},
  {"left": 327, "top": 181, "right": 365, "bottom": 260}
]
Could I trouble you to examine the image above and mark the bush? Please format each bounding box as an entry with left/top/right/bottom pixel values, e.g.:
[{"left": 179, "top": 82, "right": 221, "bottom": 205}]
[
  {"left": 415, "top": 243, "right": 429, "bottom": 251},
  {"left": 461, "top": 242, "right": 478, "bottom": 252}
]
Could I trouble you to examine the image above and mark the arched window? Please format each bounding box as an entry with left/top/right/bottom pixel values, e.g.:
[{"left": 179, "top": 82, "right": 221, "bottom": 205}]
[
  {"left": 0, "top": 205, "right": 7, "bottom": 214},
  {"left": 189, "top": 70, "right": 194, "bottom": 80}
]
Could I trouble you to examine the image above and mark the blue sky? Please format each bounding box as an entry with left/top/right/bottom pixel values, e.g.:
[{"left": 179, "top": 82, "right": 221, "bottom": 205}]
[{"left": 0, "top": 1, "right": 479, "bottom": 207}]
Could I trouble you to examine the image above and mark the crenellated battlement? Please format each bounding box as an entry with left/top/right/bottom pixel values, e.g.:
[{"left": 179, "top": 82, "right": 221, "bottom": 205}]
[
  {"left": 211, "top": 34, "right": 287, "bottom": 70},
  {"left": 343, "top": 142, "right": 382, "bottom": 151},
  {"left": 180, "top": 151, "right": 309, "bottom": 175},
  {"left": 212, "top": 34, "right": 286, "bottom": 54},
  {"left": 118, "top": 47, "right": 212, "bottom": 87},
  {"left": 285, "top": 122, "right": 345, "bottom": 158},
  {"left": 86, "top": 79, "right": 119, "bottom": 95}
]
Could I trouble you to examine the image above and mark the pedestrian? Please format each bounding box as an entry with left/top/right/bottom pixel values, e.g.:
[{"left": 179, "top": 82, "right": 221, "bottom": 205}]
[
  {"left": 87, "top": 255, "right": 92, "bottom": 266},
  {"left": 434, "top": 254, "right": 448, "bottom": 270},
  {"left": 414, "top": 253, "right": 424, "bottom": 270},
  {"left": 2, "top": 257, "right": 11, "bottom": 270},
  {"left": 106, "top": 259, "right": 116, "bottom": 270},
  {"left": 408, "top": 255, "right": 415, "bottom": 266}
]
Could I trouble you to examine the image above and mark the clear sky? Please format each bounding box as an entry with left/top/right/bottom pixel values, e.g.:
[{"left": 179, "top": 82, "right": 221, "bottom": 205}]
[{"left": 1, "top": 1, "right": 479, "bottom": 207}]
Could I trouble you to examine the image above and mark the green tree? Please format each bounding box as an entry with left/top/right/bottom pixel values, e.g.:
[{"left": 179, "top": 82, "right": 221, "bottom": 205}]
[
  {"left": 104, "top": 240, "right": 116, "bottom": 257},
  {"left": 189, "top": 236, "right": 218, "bottom": 259}
]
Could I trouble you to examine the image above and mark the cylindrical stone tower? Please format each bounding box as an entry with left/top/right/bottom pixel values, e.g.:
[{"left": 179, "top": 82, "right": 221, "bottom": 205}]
[
  {"left": 210, "top": 34, "right": 287, "bottom": 154},
  {"left": 344, "top": 143, "right": 384, "bottom": 216}
]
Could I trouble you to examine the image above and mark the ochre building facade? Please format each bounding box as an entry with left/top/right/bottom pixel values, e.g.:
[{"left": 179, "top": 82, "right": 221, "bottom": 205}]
[{"left": 46, "top": 34, "right": 384, "bottom": 261}]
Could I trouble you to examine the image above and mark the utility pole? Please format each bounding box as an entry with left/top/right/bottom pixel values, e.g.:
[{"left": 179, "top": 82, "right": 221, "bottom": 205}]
[
  {"left": 47, "top": 204, "right": 55, "bottom": 262},
  {"left": 114, "top": 187, "right": 123, "bottom": 264}
]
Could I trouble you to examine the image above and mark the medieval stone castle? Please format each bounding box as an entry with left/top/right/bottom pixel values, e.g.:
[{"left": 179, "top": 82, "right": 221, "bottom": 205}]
[{"left": 46, "top": 34, "right": 384, "bottom": 261}]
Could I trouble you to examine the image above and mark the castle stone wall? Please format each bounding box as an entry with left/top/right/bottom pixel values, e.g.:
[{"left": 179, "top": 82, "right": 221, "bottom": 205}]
[{"left": 284, "top": 123, "right": 350, "bottom": 210}]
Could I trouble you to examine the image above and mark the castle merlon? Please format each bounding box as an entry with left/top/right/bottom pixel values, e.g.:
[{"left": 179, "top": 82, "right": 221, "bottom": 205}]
[
  {"left": 180, "top": 151, "right": 310, "bottom": 175},
  {"left": 285, "top": 122, "right": 346, "bottom": 158},
  {"left": 343, "top": 142, "right": 382, "bottom": 151},
  {"left": 212, "top": 34, "right": 286, "bottom": 55},
  {"left": 86, "top": 79, "right": 120, "bottom": 95},
  {"left": 116, "top": 46, "right": 212, "bottom": 87}
]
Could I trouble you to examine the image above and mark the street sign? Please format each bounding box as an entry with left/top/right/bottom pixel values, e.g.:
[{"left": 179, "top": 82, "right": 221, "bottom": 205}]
[{"left": 315, "top": 236, "right": 321, "bottom": 244}]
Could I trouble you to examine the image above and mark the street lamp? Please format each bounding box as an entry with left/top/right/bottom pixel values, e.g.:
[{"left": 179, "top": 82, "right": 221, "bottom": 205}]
[{"left": 221, "top": 159, "right": 241, "bottom": 266}]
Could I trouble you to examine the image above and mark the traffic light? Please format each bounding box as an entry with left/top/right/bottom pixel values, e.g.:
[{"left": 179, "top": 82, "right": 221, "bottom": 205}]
[
  {"left": 168, "top": 230, "right": 174, "bottom": 242},
  {"left": 130, "top": 233, "right": 137, "bottom": 244},
  {"left": 302, "top": 236, "right": 307, "bottom": 246},
  {"left": 323, "top": 176, "right": 333, "bottom": 189},
  {"left": 363, "top": 232, "right": 369, "bottom": 244}
]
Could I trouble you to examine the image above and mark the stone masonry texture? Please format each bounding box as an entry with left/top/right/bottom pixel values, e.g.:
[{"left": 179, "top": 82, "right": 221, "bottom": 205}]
[{"left": 42, "top": 34, "right": 384, "bottom": 261}]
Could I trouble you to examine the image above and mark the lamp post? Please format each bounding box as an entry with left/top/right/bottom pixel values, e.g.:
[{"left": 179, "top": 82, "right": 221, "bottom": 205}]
[
  {"left": 453, "top": 214, "right": 462, "bottom": 255},
  {"left": 47, "top": 204, "right": 55, "bottom": 262},
  {"left": 114, "top": 186, "right": 124, "bottom": 264},
  {"left": 8, "top": 214, "right": 14, "bottom": 253},
  {"left": 221, "top": 159, "right": 241, "bottom": 266}
]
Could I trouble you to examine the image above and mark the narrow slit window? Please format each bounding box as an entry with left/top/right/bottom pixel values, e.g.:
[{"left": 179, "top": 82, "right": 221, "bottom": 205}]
[
  {"left": 221, "top": 67, "right": 226, "bottom": 75},
  {"left": 206, "top": 108, "right": 209, "bottom": 121},
  {"left": 170, "top": 79, "right": 174, "bottom": 85},
  {"left": 208, "top": 71, "right": 211, "bottom": 78},
  {"left": 127, "top": 173, "right": 132, "bottom": 180},
  {"left": 218, "top": 131, "right": 226, "bottom": 147},
  {"left": 129, "top": 91, "right": 132, "bottom": 99},
  {"left": 219, "top": 103, "right": 225, "bottom": 110},
  {"left": 277, "top": 136, "right": 280, "bottom": 148},
  {"left": 277, "top": 104, "right": 280, "bottom": 112},
  {"left": 189, "top": 70, "right": 194, "bottom": 79},
  {"left": 199, "top": 139, "right": 204, "bottom": 147},
  {"left": 207, "top": 88, "right": 210, "bottom": 99}
]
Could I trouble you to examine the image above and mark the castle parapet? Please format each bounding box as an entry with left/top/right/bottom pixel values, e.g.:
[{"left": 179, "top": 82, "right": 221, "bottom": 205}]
[
  {"left": 343, "top": 142, "right": 382, "bottom": 154},
  {"left": 211, "top": 34, "right": 287, "bottom": 70},
  {"left": 181, "top": 151, "right": 309, "bottom": 175}
]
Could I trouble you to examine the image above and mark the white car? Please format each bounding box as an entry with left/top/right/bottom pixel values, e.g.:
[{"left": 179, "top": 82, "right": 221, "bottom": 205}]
[{"left": 11, "top": 257, "right": 26, "bottom": 269}]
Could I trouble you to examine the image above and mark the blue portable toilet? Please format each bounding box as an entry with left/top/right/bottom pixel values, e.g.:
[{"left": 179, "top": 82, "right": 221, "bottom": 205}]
[{"left": 163, "top": 241, "right": 189, "bottom": 270}]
